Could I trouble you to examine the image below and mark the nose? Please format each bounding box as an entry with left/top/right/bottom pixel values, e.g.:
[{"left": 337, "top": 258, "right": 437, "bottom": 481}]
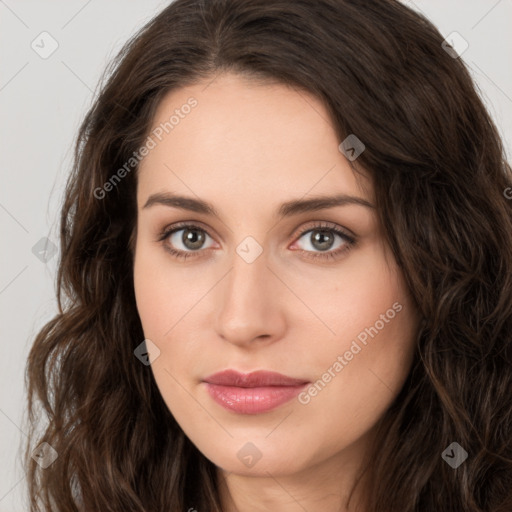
[{"left": 214, "top": 247, "right": 287, "bottom": 348}]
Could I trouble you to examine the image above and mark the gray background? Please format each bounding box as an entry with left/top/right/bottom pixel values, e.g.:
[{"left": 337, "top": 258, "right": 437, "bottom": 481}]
[{"left": 1, "top": 1, "right": 511, "bottom": 510}]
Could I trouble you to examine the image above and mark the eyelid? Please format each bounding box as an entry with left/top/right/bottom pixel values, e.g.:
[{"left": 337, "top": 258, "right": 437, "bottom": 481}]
[
  {"left": 158, "top": 220, "right": 218, "bottom": 243},
  {"left": 290, "top": 220, "right": 356, "bottom": 242},
  {"left": 158, "top": 220, "right": 354, "bottom": 244}
]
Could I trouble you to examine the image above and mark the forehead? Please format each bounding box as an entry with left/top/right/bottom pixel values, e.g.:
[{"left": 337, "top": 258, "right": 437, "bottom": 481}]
[{"left": 137, "top": 73, "right": 372, "bottom": 208}]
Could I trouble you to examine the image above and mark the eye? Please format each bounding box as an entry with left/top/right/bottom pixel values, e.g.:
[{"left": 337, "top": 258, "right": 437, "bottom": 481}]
[
  {"left": 157, "top": 223, "right": 216, "bottom": 260},
  {"left": 290, "top": 222, "right": 356, "bottom": 261}
]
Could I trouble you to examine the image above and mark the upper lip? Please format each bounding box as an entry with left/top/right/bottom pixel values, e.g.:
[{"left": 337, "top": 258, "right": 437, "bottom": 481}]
[{"left": 203, "top": 369, "right": 309, "bottom": 388}]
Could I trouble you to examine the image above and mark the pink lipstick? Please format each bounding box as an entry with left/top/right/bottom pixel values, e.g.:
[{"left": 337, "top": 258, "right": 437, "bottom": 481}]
[{"left": 202, "top": 369, "right": 309, "bottom": 414}]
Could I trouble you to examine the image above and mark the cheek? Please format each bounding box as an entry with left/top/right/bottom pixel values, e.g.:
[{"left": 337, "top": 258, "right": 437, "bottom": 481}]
[
  {"left": 133, "top": 243, "right": 210, "bottom": 396},
  {"left": 133, "top": 248, "right": 199, "bottom": 407},
  {"left": 295, "top": 298, "right": 417, "bottom": 462},
  {"left": 133, "top": 248, "right": 166, "bottom": 337},
  {"left": 295, "top": 244, "right": 418, "bottom": 413},
  {"left": 133, "top": 242, "right": 193, "bottom": 337},
  {"left": 287, "top": 242, "right": 406, "bottom": 342}
]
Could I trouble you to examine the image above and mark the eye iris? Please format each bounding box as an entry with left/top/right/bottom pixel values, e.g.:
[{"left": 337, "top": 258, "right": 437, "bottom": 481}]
[
  {"left": 311, "top": 230, "right": 334, "bottom": 251},
  {"left": 183, "top": 228, "right": 205, "bottom": 250}
]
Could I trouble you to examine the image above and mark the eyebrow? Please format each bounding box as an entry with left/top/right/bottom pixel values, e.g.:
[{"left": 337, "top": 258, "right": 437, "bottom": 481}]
[{"left": 142, "top": 192, "right": 375, "bottom": 218}]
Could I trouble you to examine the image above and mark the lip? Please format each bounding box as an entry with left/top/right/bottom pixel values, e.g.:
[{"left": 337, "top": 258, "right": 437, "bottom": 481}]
[{"left": 202, "top": 370, "right": 309, "bottom": 414}]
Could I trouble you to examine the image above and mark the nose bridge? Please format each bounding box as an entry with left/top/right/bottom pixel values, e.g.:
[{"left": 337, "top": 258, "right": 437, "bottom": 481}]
[
  {"left": 214, "top": 240, "right": 284, "bottom": 344},
  {"left": 223, "top": 243, "right": 270, "bottom": 314}
]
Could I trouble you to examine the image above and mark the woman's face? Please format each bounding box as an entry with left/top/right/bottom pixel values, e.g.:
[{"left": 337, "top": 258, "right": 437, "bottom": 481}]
[{"left": 133, "top": 72, "right": 419, "bottom": 481}]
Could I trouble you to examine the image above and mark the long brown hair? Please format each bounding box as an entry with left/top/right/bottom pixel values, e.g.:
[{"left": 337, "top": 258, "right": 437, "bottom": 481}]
[{"left": 25, "top": 0, "right": 512, "bottom": 510}]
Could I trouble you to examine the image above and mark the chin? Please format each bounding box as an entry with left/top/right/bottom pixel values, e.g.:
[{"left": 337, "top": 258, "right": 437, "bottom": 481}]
[{"left": 199, "top": 438, "right": 313, "bottom": 478}]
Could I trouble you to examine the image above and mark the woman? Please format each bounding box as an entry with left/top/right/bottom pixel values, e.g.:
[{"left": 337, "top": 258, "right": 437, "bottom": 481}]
[{"left": 25, "top": 0, "right": 512, "bottom": 510}]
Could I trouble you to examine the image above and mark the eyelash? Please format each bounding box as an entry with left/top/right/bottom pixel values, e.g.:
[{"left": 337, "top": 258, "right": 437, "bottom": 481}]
[{"left": 156, "top": 221, "right": 356, "bottom": 262}]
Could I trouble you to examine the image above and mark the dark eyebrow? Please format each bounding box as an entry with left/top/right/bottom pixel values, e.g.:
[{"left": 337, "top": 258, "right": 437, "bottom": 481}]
[
  {"left": 142, "top": 192, "right": 374, "bottom": 217},
  {"left": 278, "top": 194, "right": 374, "bottom": 216}
]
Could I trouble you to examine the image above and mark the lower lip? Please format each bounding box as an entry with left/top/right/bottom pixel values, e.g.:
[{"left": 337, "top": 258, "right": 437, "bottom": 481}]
[{"left": 204, "top": 383, "right": 308, "bottom": 414}]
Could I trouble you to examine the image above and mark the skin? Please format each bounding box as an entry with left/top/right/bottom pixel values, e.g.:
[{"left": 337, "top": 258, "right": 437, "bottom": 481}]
[{"left": 133, "top": 72, "right": 420, "bottom": 511}]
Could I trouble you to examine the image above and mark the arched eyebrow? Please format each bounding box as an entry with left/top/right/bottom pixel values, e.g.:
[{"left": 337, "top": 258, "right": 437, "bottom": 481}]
[{"left": 142, "top": 192, "right": 375, "bottom": 218}]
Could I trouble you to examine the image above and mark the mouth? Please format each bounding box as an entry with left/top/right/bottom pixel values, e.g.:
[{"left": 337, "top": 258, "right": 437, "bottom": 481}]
[{"left": 202, "top": 369, "right": 310, "bottom": 415}]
